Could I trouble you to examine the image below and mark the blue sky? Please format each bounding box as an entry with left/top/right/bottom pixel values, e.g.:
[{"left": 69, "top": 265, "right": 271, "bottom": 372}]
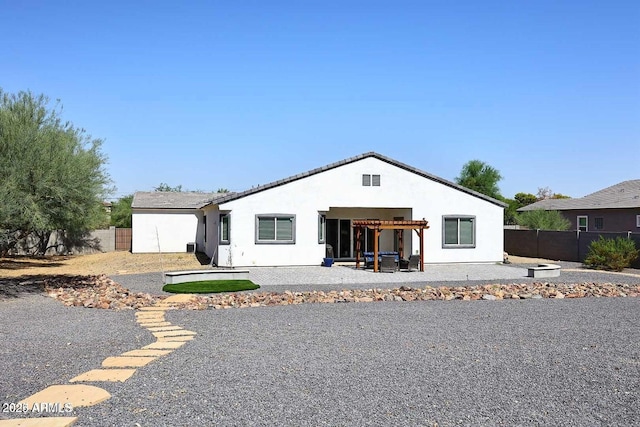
[{"left": 2, "top": 0, "right": 639, "bottom": 200}]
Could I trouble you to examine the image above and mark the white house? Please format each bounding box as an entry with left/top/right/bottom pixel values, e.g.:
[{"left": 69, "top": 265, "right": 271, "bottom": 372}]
[{"left": 132, "top": 152, "right": 506, "bottom": 266}]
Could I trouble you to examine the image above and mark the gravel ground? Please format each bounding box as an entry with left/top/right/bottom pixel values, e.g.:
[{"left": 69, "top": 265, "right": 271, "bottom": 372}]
[
  {"left": 2, "top": 265, "right": 639, "bottom": 426},
  {"left": 67, "top": 298, "right": 639, "bottom": 426},
  {"left": 0, "top": 294, "right": 152, "bottom": 421}
]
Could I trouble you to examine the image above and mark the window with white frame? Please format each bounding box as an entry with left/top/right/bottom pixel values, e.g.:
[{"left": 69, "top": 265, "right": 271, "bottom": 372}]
[
  {"left": 318, "top": 214, "right": 326, "bottom": 243},
  {"left": 219, "top": 214, "right": 230, "bottom": 244},
  {"left": 256, "top": 215, "right": 295, "bottom": 244},
  {"left": 443, "top": 216, "right": 475, "bottom": 248},
  {"left": 577, "top": 215, "right": 588, "bottom": 232},
  {"left": 637, "top": 215, "right": 640, "bottom": 228},
  {"left": 372, "top": 174, "right": 381, "bottom": 186}
]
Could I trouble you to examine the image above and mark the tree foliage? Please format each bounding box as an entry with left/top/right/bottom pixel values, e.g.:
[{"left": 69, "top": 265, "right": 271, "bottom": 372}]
[
  {"left": 110, "top": 194, "right": 133, "bottom": 228},
  {"left": 537, "top": 187, "right": 571, "bottom": 200},
  {"left": 455, "top": 160, "right": 503, "bottom": 200},
  {"left": 514, "top": 192, "right": 538, "bottom": 207},
  {"left": 516, "top": 209, "right": 571, "bottom": 231},
  {"left": 0, "top": 90, "right": 111, "bottom": 255},
  {"left": 154, "top": 183, "right": 183, "bottom": 192}
]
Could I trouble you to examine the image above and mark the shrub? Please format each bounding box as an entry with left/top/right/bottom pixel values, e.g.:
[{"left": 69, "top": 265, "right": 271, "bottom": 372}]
[{"left": 584, "top": 236, "right": 639, "bottom": 271}]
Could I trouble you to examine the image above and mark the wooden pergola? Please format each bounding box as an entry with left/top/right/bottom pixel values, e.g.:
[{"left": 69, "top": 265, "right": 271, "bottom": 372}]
[{"left": 352, "top": 219, "right": 430, "bottom": 272}]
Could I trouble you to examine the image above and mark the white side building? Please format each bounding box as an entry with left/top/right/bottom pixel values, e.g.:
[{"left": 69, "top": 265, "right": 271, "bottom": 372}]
[{"left": 132, "top": 152, "right": 506, "bottom": 266}]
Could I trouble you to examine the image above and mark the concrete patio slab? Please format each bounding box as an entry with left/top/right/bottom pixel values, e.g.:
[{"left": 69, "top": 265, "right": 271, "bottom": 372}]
[{"left": 19, "top": 384, "right": 111, "bottom": 408}]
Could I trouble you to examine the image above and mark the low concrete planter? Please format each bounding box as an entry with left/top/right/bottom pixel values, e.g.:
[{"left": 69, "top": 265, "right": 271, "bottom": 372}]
[
  {"left": 164, "top": 269, "right": 250, "bottom": 284},
  {"left": 527, "top": 264, "right": 561, "bottom": 278}
]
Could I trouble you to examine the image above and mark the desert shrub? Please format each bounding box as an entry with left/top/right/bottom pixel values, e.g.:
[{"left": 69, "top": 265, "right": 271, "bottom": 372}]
[
  {"left": 584, "top": 236, "right": 639, "bottom": 271},
  {"left": 516, "top": 209, "right": 571, "bottom": 230}
]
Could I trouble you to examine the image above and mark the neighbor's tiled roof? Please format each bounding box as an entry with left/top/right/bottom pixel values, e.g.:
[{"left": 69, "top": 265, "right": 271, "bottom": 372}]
[
  {"left": 518, "top": 180, "right": 640, "bottom": 211},
  {"left": 203, "top": 152, "right": 507, "bottom": 208},
  {"left": 132, "top": 191, "right": 231, "bottom": 209}
]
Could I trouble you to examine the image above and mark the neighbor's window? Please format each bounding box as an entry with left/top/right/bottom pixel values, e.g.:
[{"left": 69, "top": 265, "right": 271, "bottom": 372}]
[
  {"left": 443, "top": 216, "right": 475, "bottom": 248},
  {"left": 219, "top": 214, "right": 230, "bottom": 244},
  {"left": 372, "top": 174, "right": 381, "bottom": 186},
  {"left": 362, "top": 174, "right": 371, "bottom": 186},
  {"left": 594, "top": 217, "right": 604, "bottom": 230},
  {"left": 256, "top": 215, "right": 295, "bottom": 244},
  {"left": 318, "top": 214, "right": 326, "bottom": 244},
  {"left": 577, "top": 215, "right": 588, "bottom": 232},
  {"left": 637, "top": 215, "right": 640, "bottom": 228}
]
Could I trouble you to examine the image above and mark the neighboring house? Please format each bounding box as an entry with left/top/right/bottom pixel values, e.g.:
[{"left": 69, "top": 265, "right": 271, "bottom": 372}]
[
  {"left": 518, "top": 180, "right": 640, "bottom": 232},
  {"left": 131, "top": 152, "right": 506, "bottom": 266}
]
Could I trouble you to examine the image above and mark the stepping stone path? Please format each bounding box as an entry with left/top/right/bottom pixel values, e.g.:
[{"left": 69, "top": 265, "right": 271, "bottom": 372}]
[{"left": 0, "top": 294, "right": 198, "bottom": 427}]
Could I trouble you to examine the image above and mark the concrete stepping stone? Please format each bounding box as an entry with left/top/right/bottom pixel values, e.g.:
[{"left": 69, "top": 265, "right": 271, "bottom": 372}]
[
  {"left": 146, "top": 326, "right": 183, "bottom": 332},
  {"left": 142, "top": 341, "right": 187, "bottom": 350},
  {"left": 19, "top": 384, "right": 111, "bottom": 408},
  {"left": 121, "top": 349, "right": 173, "bottom": 357},
  {"left": 70, "top": 369, "right": 136, "bottom": 383},
  {"left": 102, "top": 356, "right": 156, "bottom": 368},
  {"left": 156, "top": 294, "right": 196, "bottom": 305},
  {"left": 157, "top": 335, "right": 194, "bottom": 342},
  {"left": 137, "top": 321, "right": 172, "bottom": 327},
  {"left": 0, "top": 417, "right": 78, "bottom": 427},
  {"left": 136, "top": 314, "right": 165, "bottom": 320},
  {"left": 152, "top": 330, "right": 196, "bottom": 338}
]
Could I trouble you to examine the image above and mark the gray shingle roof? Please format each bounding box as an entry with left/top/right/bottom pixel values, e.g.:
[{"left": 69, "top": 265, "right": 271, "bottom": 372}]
[
  {"left": 203, "top": 152, "right": 507, "bottom": 208},
  {"left": 132, "top": 191, "right": 230, "bottom": 209},
  {"left": 518, "top": 180, "right": 640, "bottom": 211}
]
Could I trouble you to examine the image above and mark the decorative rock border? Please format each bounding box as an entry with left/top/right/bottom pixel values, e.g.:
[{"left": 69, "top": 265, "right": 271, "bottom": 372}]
[{"left": 35, "top": 275, "right": 640, "bottom": 311}]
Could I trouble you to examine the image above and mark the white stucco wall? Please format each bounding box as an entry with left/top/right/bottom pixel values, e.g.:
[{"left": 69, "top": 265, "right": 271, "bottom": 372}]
[
  {"left": 132, "top": 209, "right": 203, "bottom": 253},
  {"left": 211, "top": 157, "right": 504, "bottom": 266}
]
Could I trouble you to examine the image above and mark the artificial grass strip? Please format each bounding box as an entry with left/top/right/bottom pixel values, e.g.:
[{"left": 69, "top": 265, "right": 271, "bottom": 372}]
[{"left": 162, "top": 280, "right": 260, "bottom": 294}]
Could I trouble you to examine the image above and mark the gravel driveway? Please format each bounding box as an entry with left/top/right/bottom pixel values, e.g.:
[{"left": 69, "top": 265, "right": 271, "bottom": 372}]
[{"left": 2, "top": 295, "right": 638, "bottom": 426}]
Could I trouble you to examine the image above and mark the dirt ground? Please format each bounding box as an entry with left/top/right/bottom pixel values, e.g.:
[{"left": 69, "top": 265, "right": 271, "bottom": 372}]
[
  {"left": 0, "top": 251, "right": 561, "bottom": 279},
  {"left": 0, "top": 251, "right": 209, "bottom": 278}
]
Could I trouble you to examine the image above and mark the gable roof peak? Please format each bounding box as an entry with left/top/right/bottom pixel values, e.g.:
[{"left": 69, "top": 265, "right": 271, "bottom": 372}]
[{"left": 204, "top": 151, "right": 506, "bottom": 208}]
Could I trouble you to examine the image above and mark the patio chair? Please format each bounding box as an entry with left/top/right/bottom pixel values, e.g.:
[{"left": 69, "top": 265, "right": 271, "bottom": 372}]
[
  {"left": 400, "top": 254, "right": 420, "bottom": 271},
  {"left": 380, "top": 255, "right": 397, "bottom": 273}
]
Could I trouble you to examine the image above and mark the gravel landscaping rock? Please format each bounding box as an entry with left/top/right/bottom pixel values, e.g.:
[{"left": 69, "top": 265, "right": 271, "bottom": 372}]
[
  {"left": 72, "top": 298, "right": 640, "bottom": 426},
  {"left": 0, "top": 294, "right": 151, "bottom": 421}
]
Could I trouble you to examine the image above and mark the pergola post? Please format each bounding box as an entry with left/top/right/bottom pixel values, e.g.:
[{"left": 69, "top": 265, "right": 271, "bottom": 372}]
[
  {"left": 419, "top": 228, "right": 424, "bottom": 272},
  {"left": 373, "top": 228, "right": 380, "bottom": 272},
  {"left": 355, "top": 227, "right": 362, "bottom": 269}
]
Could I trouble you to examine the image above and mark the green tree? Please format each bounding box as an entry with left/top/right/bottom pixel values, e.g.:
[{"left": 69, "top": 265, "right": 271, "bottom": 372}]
[
  {"left": 216, "top": 187, "right": 230, "bottom": 193},
  {"left": 516, "top": 209, "right": 571, "bottom": 231},
  {"left": 155, "top": 183, "right": 183, "bottom": 192},
  {"left": 110, "top": 195, "right": 133, "bottom": 228},
  {"left": 0, "top": 90, "right": 112, "bottom": 255},
  {"left": 455, "top": 160, "right": 503, "bottom": 200},
  {"left": 514, "top": 192, "right": 538, "bottom": 207}
]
